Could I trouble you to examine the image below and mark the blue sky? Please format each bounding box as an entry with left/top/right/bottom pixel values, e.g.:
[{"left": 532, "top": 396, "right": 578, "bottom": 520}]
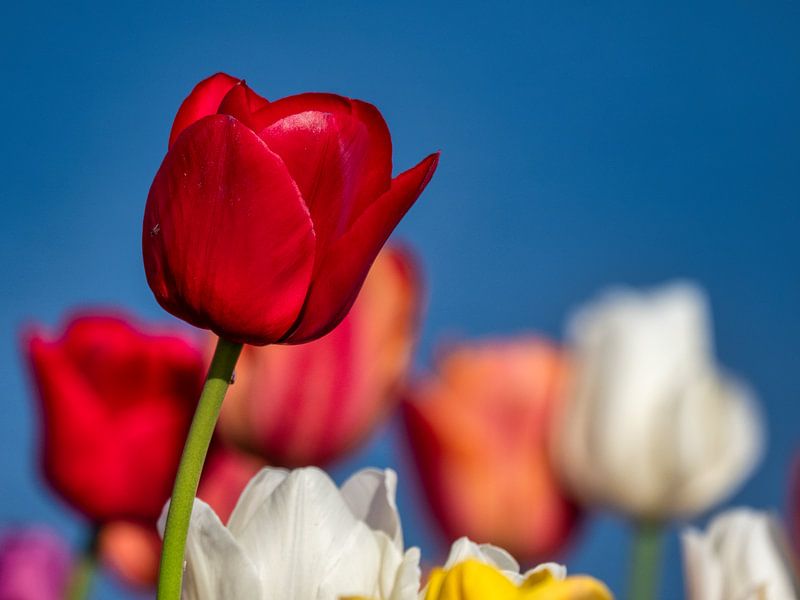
[{"left": 1, "top": 1, "right": 798, "bottom": 597}]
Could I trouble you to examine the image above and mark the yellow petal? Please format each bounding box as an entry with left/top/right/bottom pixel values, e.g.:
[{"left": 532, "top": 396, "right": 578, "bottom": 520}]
[
  {"left": 523, "top": 574, "right": 613, "bottom": 600},
  {"left": 424, "top": 560, "right": 614, "bottom": 600},
  {"left": 425, "top": 560, "right": 522, "bottom": 600}
]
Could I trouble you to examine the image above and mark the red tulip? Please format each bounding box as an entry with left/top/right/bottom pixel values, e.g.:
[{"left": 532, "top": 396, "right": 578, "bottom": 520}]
[
  {"left": 23, "top": 312, "right": 205, "bottom": 523},
  {"left": 217, "top": 246, "right": 421, "bottom": 466},
  {"left": 98, "top": 446, "right": 264, "bottom": 589},
  {"left": 143, "top": 72, "right": 438, "bottom": 346},
  {"left": 403, "top": 338, "right": 581, "bottom": 562}
]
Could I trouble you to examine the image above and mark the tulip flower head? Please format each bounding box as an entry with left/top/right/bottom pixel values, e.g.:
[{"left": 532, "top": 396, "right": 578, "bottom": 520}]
[
  {"left": 219, "top": 246, "right": 422, "bottom": 467},
  {"left": 160, "top": 466, "right": 420, "bottom": 599},
  {"left": 403, "top": 339, "right": 579, "bottom": 561},
  {"left": 421, "top": 538, "right": 612, "bottom": 600},
  {"left": 421, "top": 560, "right": 611, "bottom": 600},
  {"left": 143, "top": 73, "right": 438, "bottom": 346},
  {"left": 554, "top": 283, "right": 763, "bottom": 520},
  {"left": 0, "top": 527, "right": 71, "bottom": 600},
  {"left": 682, "top": 509, "right": 799, "bottom": 600},
  {"left": 24, "top": 313, "right": 205, "bottom": 523}
]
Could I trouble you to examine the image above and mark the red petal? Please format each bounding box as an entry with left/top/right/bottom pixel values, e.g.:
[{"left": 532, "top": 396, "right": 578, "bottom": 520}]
[
  {"left": 283, "top": 152, "right": 438, "bottom": 343},
  {"left": 144, "top": 115, "right": 316, "bottom": 345},
  {"left": 253, "top": 94, "right": 392, "bottom": 251},
  {"left": 168, "top": 73, "right": 240, "bottom": 149},
  {"left": 217, "top": 81, "right": 269, "bottom": 130}
]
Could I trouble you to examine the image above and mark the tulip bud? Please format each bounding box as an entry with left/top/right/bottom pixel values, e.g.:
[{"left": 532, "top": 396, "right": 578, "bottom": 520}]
[
  {"left": 553, "top": 283, "right": 763, "bottom": 520},
  {"left": 143, "top": 73, "right": 438, "bottom": 346},
  {"left": 23, "top": 312, "right": 205, "bottom": 523},
  {"left": 403, "top": 338, "right": 580, "bottom": 562}
]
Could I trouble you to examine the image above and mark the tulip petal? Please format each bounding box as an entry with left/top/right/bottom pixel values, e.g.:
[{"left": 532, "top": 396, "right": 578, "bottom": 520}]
[
  {"left": 144, "top": 114, "right": 316, "bottom": 345},
  {"left": 284, "top": 152, "right": 438, "bottom": 343},
  {"left": 158, "top": 500, "right": 259, "bottom": 600},
  {"left": 226, "top": 467, "right": 290, "bottom": 536},
  {"left": 443, "top": 537, "right": 520, "bottom": 576},
  {"left": 217, "top": 81, "right": 270, "bottom": 131},
  {"left": 682, "top": 529, "right": 724, "bottom": 600},
  {"left": 226, "top": 467, "right": 388, "bottom": 597},
  {"left": 340, "top": 468, "right": 403, "bottom": 549},
  {"left": 389, "top": 548, "right": 422, "bottom": 600},
  {"left": 255, "top": 94, "right": 393, "bottom": 249},
  {"left": 168, "top": 73, "right": 241, "bottom": 149}
]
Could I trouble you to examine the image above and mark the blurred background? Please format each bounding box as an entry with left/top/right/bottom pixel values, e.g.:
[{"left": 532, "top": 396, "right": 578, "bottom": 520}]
[{"left": 1, "top": 1, "right": 798, "bottom": 597}]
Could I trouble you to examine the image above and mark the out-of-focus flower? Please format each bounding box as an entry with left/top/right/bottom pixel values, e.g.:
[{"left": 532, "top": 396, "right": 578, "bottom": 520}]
[
  {"left": 23, "top": 312, "right": 205, "bottom": 523},
  {"left": 219, "top": 246, "right": 421, "bottom": 467},
  {"left": 98, "top": 522, "right": 161, "bottom": 590},
  {"left": 554, "top": 283, "right": 762, "bottom": 520},
  {"left": 421, "top": 537, "right": 610, "bottom": 600},
  {"left": 143, "top": 72, "right": 438, "bottom": 346},
  {"left": 682, "top": 508, "right": 798, "bottom": 600},
  {"left": 158, "top": 466, "right": 420, "bottom": 599},
  {"left": 99, "top": 446, "right": 264, "bottom": 589},
  {"left": 0, "top": 527, "right": 71, "bottom": 600},
  {"left": 791, "top": 455, "right": 800, "bottom": 556},
  {"left": 403, "top": 339, "right": 579, "bottom": 561}
]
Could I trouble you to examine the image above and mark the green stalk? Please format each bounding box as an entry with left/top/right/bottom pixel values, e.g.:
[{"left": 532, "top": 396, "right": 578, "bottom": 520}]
[
  {"left": 157, "top": 337, "right": 243, "bottom": 600},
  {"left": 628, "top": 519, "right": 664, "bottom": 600},
  {"left": 66, "top": 526, "right": 99, "bottom": 600}
]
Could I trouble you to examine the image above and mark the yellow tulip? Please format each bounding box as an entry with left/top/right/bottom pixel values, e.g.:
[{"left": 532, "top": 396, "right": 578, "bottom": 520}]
[{"left": 343, "top": 559, "right": 612, "bottom": 600}]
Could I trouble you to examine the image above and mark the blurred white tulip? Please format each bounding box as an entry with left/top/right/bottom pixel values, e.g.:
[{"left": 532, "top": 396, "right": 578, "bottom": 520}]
[
  {"left": 682, "top": 508, "right": 798, "bottom": 600},
  {"left": 554, "top": 283, "right": 762, "bottom": 519},
  {"left": 159, "top": 466, "right": 420, "bottom": 600}
]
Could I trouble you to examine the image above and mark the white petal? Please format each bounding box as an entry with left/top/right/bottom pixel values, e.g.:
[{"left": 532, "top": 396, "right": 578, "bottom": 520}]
[
  {"left": 521, "top": 562, "right": 567, "bottom": 582},
  {"left": 442, "top": 537, "right": 520, "bottom": 575},
  {"left": 389, "top": 547, "right": 422, "bottom": 600},
  {"left": 231, "top": 467, "right": 386, "bottom": 598},
  {"left": 341, "top": 468, "right": 403, "bottom": 549},
  {"left": 673, "top": 377, "right": 763, "bottom": 516},
  {"left": 159, "top": 499, "right": 259, "bottom": 600},
  {"left": 681, "top": 528, "right": 723, "bottom": 600},
  {"left": 707, "top": 509, "right": 795, "bottom": 599},
  {"left": 226, "top": 466, "right": 289, "bottom": 536}
]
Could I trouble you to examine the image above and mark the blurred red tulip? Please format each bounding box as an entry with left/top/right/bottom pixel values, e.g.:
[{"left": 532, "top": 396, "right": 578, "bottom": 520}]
[
  {"left": 99, "top": 446, "right": 264, "bottom": 588},
  {"left": 0, "top": 527, "right": 71, "bottom": 600},
  {"left": 24, "top": 312, "right": 205, "bottom": 523},
  {"left": 217, "top": 246, "right": 422, "bottom": 467},
  {"left": 143, "top": 72, "right": 438, "bottom": 346},
  {"left": 403, "top": 338, "right": 581, "bottom": 562}
]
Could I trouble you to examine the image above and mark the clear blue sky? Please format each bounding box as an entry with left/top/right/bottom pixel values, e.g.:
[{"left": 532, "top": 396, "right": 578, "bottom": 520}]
[{"left": 1, "top": 1, "right": 798, "bottom": 597}]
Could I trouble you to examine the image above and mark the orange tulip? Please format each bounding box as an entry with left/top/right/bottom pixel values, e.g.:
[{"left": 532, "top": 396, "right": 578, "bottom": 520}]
[
  {"left": 216, "top": 246, "right": 422, "bottom": 467},
  {"left": 98, "top": 446, "right": 263, "bottom": 588},
  {"left": 403, "top": 338, "right": 580, "bottom": 562}
]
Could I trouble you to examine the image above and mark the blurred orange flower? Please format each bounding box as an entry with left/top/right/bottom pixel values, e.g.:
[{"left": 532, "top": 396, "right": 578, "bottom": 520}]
[
  {"left": 403, "top": 338, "right": 580, "bottom": 562},
  {"left": 216, "top": 246, "right": 422, "bottom": 467},
  {"left": 99, "top": 446, "right": 263, "bottom": 588}
]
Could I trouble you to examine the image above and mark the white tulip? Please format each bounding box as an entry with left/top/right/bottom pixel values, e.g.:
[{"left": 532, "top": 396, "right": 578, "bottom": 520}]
[
  {"left": 682, "top": 508, "right": 798, "bottom": 599},
  {"left": 159, "top": 466, "right": 420, "bottom": 600},
  {"left": 554, "top": 283, "right": 762, "bottom": 519}
]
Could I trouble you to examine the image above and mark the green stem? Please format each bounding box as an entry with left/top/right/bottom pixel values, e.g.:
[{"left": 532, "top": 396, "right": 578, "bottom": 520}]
[
  {"left": 66, "top": 526, "right": 99, "bottom": 600},
  {"left": 628, "top": 520, "right": 663, "bottom": 600},
  {"left": 157, "top": 337, "right": 243, "bottom": 600}
]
